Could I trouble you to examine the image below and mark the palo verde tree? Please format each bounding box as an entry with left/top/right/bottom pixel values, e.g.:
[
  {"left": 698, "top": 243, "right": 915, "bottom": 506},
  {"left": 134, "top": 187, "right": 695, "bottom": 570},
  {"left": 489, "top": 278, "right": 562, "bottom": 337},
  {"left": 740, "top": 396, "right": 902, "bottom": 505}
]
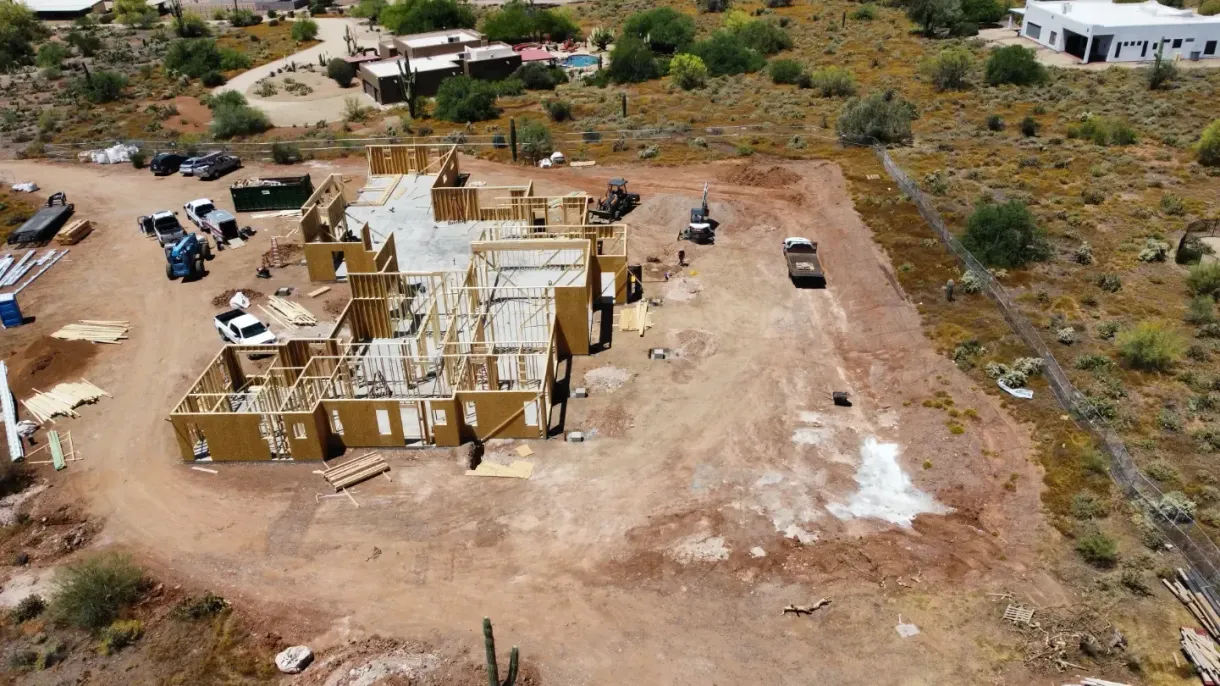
[
  {"left": 907, "top": 0, "right": 963, "bottom": 37},
  {"left": 379, "top": 0, "right": 475, "bottom": 35},
  {"left": 961, "top": 199, "right": 1048, "bottom": 268},
  {"left": 0, "top": 1, "right": 50, "bottom": 72},
  {"left": 621, "top": 7, "right": 695, "bottom": 54}
]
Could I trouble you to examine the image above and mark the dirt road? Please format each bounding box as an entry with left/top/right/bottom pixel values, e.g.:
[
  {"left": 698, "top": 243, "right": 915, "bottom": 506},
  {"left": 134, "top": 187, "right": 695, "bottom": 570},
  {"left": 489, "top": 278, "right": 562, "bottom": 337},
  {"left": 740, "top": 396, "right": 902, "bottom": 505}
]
[{"left": 0, "top": 155, "right": 1056, "bottom": 684}]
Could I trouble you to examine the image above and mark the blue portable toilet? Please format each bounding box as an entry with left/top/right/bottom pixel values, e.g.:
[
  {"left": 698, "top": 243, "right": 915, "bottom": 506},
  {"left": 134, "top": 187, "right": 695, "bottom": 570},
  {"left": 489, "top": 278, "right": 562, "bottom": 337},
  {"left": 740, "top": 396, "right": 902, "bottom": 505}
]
[{"left": 0, "top": 293, "right": 23, "bottom": 328}]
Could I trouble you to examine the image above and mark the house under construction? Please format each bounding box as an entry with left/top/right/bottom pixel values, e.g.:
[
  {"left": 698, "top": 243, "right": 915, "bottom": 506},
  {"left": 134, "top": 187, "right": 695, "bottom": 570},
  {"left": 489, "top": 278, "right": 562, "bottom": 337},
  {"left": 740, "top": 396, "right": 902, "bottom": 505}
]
[{"left": 169, "top": 145, "right": 631, "bottom": 462}]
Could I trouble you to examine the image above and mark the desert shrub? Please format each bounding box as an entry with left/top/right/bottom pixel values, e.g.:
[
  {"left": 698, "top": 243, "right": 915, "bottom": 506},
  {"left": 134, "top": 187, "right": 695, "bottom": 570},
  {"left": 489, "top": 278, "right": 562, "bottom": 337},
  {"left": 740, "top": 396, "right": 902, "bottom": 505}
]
[
  {"left": 1186, "top": 295, "right": 1216, "bottom": 324},
  {"left": 1189, "top": 263, "right": 1220, "bottom": 297},
  {"left": 1156, "top": 491, "right": 1197, "bottom": 522},
  {"left": 327, "top": 57, "right": 356, "bottom": 87},
  {"left": 200, "top": 70, "right": 225, "bottom": 86},
  {"left": 1076, "top": 530, "right": 1119, "bottom": 567},
  {"left": 961, "top": 200, "right": 1046, "bottom": 268},
  {"left": 689, "top": 31, "right": 766, "bottom": 76},
  {"left": 590, "top": 27, "right": 613, "bottom": 50},
  {"left": 621, "top": 7, "right": 694, "bottom": 53},
  {"left": 210, "top": 92, "right": 271, "bottom": 138},
  {"left": 228, "top": 8, "right": 261, "bottom": 26},
  {"left": 543, "top": 99, "right": 572, "bottom": 122},
  {"left": 379, "top": 0, "right": 474, "bottom": 33},
  {"left": 810, "top": 66, "right": 856, "bottom": 97},
  {"left": 961, "top": 0, "right": 1006, "bottom": 22},
  {"left": 638, "top": 144, "right": 660, "bottom": 159},
  {"left": 171, "top": 592, "right": 229, "bottom": 620},
  {"left": 77, "top": 70, "right": 128, "bottom": 103},
  {"left": 1202, "top": 0, "right": 1220, "bottom": 13},
  {"left": 836, "top": 90, "right": 914, "bottom": 143},
  {"left": 36, "top": 42, "right": 70, "bottom": 70},
  {"left": 482, "top": 0, "right": 579, "bottom": 43},
  {"left": 1199, "top": 120, "right": 1220, "bottom": 167},
  {"left": 271, "top": 142, "right": 302, "bottom": 164},
  {"left": 733, "top": 19, "right": 792, "bottom": 55},
  {"left": 0, "top": 2, "right": 49, "bottom": 71},
  {"left": 517, "top": 118, "right": 551, "bottom": 162},
  {"left": 98, "top": 619, "right": 143, "bottom": 655},
  {"left": 1160, "top": 193, "right": 1185, "bottom": 216},
  {"left": 1097, "top": 321, "right": 1119, "bottom": 339},
  {"left": 607, "top": 35, "right": 660, "bottom": 83},
  {"left": 1139, "top": 238, "right": 1169, "bottom": 262},
  {"left": 925, "top": 46, "right": 971, "bottom": 91},
  {"left": 1067, "top": 116, "right": 1137, "bottom": 146},
  {"left": 291, "top": 17, "right": 319, "bottom": 41},
  {"left": 10, "top": 594, "right": 46, "bottom": 623},
  {"left": 984, "top": 45, "right": 1047, "bottom": 86},
  {"left": 1148, "top": 48, "right": 1177, "bottom": 90},
  {"left": 127, "top": 149, "right": 147, "bottom": 169},
  {"left": 173, "top": 11, "right": 211, "bottom": 37},
  {"left": 768, "top": 58, "right": 803, "bottom": 85},
  {"left": 1057, "top": 327, "right": 1076, "bottom": 345},
  {"left": 493, "top": 77, "right": 524, "bottom": 96},
  {"left": 1075, "top": 353, "right": 1112, "bottom": 371},
  {"left": 50, "top": 553, "right": 143, "bottom": 631},
  {"left": 434, "top": 76, "right": 498, "bottom": 122},
  {"left": 1158, "top": 407, "right": 1184, "bottom": 431},
  {"left": 907, "top": 0, "right": 963, "bottom": 36},
  {"left": 1020, "top": 116, "right": 1039, "bottom": 136},
  {"left": 1080, "top": 187, "right": 1105, "bottom": 205},
  {"left": 1070, "top": 492, "right": 1107, "bottom": 519},
  {"left": 766, "top": 0, "right": 793, "bottom": 6},
  {"left": 1145, "top": 459, "right": 1180, "bottom": 483},
  {"left": 514, "top": 62, "right": 567, "bottom": 90},
  {"left": 986, "top": 114, "right": 1004, "bottom": 131},
  {"left": 697, "top": 0, "right": 732, "bottom": 12},
  {"left": 165, "top": 39, "right": 244, "bottom": 79},
  {"left": 1117, "top": 321, "right": 1184, "bottom": 370},
  {"left": 670, "top": 53, "right": 708, "bottom": 89},
  {"left": 1096, "top": 273, "right": 1122, "bottom": 293},
  {"left": 1074, "top": 240, "right": 1094, "bottom": 263}
]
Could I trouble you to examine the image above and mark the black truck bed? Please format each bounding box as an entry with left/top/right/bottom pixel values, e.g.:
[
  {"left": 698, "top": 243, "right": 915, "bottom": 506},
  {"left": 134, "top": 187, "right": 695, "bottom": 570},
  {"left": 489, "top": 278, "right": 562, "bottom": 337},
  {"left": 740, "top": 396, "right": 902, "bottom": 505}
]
[
  {"left": 8, "top": 202, "right": 74, "bottom": 245},
  {"left": 215, "top": 309, "right": 245, "bottom": 324}
]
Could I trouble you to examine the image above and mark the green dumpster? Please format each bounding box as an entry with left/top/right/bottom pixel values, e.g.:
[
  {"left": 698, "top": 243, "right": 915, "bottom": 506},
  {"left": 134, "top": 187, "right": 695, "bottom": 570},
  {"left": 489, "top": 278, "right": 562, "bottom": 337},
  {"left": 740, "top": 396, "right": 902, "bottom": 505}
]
[{"left": 229, "top": 174, "right": 314, "bottom": 213}]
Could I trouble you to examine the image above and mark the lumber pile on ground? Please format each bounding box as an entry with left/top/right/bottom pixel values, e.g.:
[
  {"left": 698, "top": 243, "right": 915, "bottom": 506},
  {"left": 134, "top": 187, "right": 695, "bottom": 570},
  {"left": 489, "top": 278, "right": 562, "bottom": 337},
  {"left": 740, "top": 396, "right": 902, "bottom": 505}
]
[
  {"left": 465, "top": 460, "right": 534, "bottom": 479},
  {"left": 1164, "top": 568, "right": 1220, "bottom": 641},
  {"left": 1182, "top": 628, "right": 1220, "bottom": 686},
  {"left": 51, "top": 320, "right": 130, "bottom": 344},
  {"left": 618, "top": 301, "right": 653, "bottom": 336},
  {"left": 323, "top": 452, "right": 389, "bottom": 491},
  {"left": 22, "top": 379, "right": 110, "bottom": 423},
  {"left": 55, "top": 220, "right": 92, "bottom": 246},
  {"left": 260, "top": 296, "right": 317, "bottom": 330}
]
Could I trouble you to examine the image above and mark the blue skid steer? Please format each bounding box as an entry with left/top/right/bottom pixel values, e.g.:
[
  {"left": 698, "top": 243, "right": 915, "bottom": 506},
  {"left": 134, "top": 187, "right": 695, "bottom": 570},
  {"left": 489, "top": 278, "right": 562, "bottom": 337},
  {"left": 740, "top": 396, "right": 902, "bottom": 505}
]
[{"left": 165, "top": 233, "right": 211, "bottom": 281}]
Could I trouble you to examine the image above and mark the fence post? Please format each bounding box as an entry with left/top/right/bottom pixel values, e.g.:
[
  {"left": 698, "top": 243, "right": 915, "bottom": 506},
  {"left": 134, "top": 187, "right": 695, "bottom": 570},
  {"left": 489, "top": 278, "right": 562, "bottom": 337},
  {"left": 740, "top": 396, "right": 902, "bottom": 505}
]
[{"left": 509, "top": 118, "right": 517, "bottom": 162}]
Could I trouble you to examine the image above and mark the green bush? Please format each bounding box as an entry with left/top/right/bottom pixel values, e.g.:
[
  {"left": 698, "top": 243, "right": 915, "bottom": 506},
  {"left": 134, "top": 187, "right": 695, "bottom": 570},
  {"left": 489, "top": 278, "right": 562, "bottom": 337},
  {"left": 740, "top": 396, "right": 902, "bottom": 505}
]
[
  {"left": 1068, "top": 116, "right": 1137, "bottom": 146},
  {"left": 697, "top": 0, "right": 732, "bottom": 12},
  {"left": 483, "top": 0, "right": 579, "bottom": 43},
  {"left": 984, "top": 45, "right": 1047, "bottom": 86},
  {"left": 291, "top": 17, "right": 319, "bottom": 40},
  {"left": 607, "top": 35, "right": 660, "bottom": 83},
  {"left": 925, "top": 46, "right": 971, "bottom": 91},
  {"left": 171, "top": 592, "right": 229, "bottom": 620},
  {"left": 1020, "top": 115, "right": 1038, "bottom": 136},
  {"left": 1198, "top": 119, "right": 1220, "bottom": 167},
  {"left": 349, "top": 0, "right": 385, "bottom": 20},
  {"left": 272, "top": 142, "right": 302, "bottom": 164},
  {"left": 98, "top": 619, "right": 143, "bottom": 655},
  {"left": 621, "top": 7, "right": 695, "bottom": 53},
  {"left": 10, "top": 594, "right": 46, "bottom": 623},
  {"left": 851, "top": 4, "right": 877, "bottom": 19},
  {"left": 733, "top": 19, "right": 792, "bottom": 55},
  {"left": 961, "top": 200, "right": 1046, "bottom": 268},
  {"left": 543, "top": 99, "right": 572, "bottom": 122},
  {"left": 961, "top": 0, "right": 1005, "bottom": 22},
  {"left": 210, "top": 92, "right": 271, "bottom": 139},
  {"left": 228, "top": 8, "right": 261, "bottom": 26},
  {"left": 493, "top": 77, "right": 524, "bottom": 95},
  {"left": 517, "top": 118, "right": 552, "bottom": 162},
  {"left": 1148, "top": 48, "right": 1177, "bottom": 89},
  {"left": 1070, "top": 492, "right": 1107, "bottom": 520},
  {"left": 907, "top": 0, "right": 963, "bottom": 36},
  {"left": 1076, "top": 530, "right": 1119, "bottom": 567},
  {"left": 669, "top": 53, "right": 708, "bottom": 89},
  {"left": 1117, "top": 321, "right": 1184, "bottom": 371},
  {"left": 1189, "top": 263, "right": 1220, "bottom": 297},
  {"left": 172, "top": 11, "right": 211, "bottom": 37},
  {"left": 327, "top": 57, "right": 356, "bottom": 87},
  {"left": 434, "top": 76, "right": 498, "bottom": 122},
  {"left": 129, "top": 149, "right": 147, "bottom": 169},
  {"left": 0, "top": 1, "right": 49, "bottom": 71},
  {"left": 809, "top": 66, "right": 856, "bottom": 97},
  {"left": 835, "top": 89, "right": 916, "bottom": 144},
  {"left": 200, "top": 70, "right": 225, "bottom": 86},
  {"left": 986, "top": 114, "right": 1004, "bottom": 131},
  {"left": 1202, "top": 0, "right": 1220, "bottom": 13},
  {"left": 379, "top": 0, "right": 475, "bottom": 35},
  {"left": 165, "top": 39, "right": 248, "bottom": 79},
  {"left": 36, "top": 42, "right": 70, "bottom": 70},
  {"left": 514, "top": 62, "right": 567, "bottom": 90},
  {"left": 689, "top": 31, "right": 766, "bottom": 76},
  {"left": 50, "top": 553, "right": 143, "bottom": 631},
  {"left": 77, "top": 70, "right": 128, "bottom": 103},
  {"left": 768, "top": 58, "right": 803, "bottom": 85},
  {"left": 219, "top": 48, "right": 251, "bottom": 71}
]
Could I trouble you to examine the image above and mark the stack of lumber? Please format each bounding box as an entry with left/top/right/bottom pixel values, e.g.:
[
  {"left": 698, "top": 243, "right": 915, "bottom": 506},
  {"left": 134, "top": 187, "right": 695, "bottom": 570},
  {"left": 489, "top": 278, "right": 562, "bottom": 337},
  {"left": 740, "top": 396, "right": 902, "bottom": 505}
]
[
  {"left": 22, "top": 379, "right": 110, "bottom": 423},
  {"left": 1181, "top": 628, "right": 1220, "bottom": 686},
  {"left": 322, "top": 452, "right": 389, "bottom": 491},
  {"left": 618, "top": 301, "right": 653, "bottom": 336},
  {"left": 55, "top": 220, "right": 92, "bottom": 245},
  {"left": 261, "top": 296, "right": 317, "bottom": 329},
  {"left": 1163, "top": 567, "right": 1220, "bottom": 641},
  {"left": 465, "top": 460, "right": 534, "bottom": 479},
  {"left": 51, "top": 320, "right": 130, "bottom": 344}
]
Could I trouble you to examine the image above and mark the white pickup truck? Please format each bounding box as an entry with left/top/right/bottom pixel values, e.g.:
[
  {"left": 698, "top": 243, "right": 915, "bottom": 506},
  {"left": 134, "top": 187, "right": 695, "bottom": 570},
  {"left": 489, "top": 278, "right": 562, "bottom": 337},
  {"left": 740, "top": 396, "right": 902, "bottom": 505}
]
[
  {"left": 214, "top": 309, "right": 276, "bottom": 345},
  {"left": 185, "top": 198, "right": 241, "bottom": 248}
]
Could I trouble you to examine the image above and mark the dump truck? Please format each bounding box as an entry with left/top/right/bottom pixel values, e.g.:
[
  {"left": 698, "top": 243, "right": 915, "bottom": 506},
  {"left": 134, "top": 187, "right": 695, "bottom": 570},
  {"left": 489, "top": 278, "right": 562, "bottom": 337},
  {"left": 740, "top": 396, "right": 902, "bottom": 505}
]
[
  {"left": 7, "top": 192, "right": 74, "bottom": 245},
  {"left": 229, "top": 174, "right": 313, "bottom": 212},
  {"left": 783, "top": 237, "right": 824, "bottom": 284}
]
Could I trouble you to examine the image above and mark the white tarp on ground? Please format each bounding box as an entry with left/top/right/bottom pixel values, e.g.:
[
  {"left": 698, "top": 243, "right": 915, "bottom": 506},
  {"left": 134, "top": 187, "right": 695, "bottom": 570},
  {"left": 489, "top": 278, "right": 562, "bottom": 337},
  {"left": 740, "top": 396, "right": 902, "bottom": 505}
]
[
  {"left": 10, "top": 183, "right": 38, "bottom": 193},
  {"left": 80, "top": 143, "right": 139, "bottom": 165}
]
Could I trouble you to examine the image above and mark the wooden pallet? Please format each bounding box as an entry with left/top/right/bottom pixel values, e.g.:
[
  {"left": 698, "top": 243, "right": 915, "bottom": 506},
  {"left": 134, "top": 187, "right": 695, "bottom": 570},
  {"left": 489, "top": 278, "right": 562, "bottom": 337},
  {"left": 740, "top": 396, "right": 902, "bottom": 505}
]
[
  {"left": 322, "top": 452, "right": 389, "bottom": 491},
  {"left": 55, "top": 220, "right": 93, "bottom": 245}
]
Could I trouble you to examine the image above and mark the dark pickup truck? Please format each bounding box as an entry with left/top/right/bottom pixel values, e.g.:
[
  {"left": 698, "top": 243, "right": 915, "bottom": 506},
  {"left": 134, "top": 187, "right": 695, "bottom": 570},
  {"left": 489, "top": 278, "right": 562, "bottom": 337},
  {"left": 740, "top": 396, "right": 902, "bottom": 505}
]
[{"left": 783, "top": 237, "right": 825, "bottom": 284}]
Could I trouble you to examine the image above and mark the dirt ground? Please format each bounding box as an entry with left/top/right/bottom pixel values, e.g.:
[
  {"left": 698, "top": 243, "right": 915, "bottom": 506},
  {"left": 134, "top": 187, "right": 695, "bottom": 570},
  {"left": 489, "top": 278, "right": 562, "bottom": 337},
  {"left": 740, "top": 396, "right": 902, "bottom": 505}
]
[{"left": 0, "top": 154, "right": 1076, "bottom": 683}]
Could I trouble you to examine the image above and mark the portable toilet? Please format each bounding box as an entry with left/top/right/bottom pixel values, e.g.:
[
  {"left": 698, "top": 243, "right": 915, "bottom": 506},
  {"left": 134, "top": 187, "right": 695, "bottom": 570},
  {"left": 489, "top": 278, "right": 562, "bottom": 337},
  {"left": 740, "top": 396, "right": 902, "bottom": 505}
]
[{"left": 0, "top": 294, "right": 23, "bottom": 328}]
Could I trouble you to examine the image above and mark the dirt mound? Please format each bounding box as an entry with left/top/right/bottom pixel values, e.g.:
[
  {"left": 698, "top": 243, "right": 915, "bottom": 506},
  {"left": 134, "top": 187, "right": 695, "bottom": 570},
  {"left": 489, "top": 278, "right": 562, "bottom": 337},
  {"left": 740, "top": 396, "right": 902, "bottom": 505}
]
[
  {"left": 583, "top": 365, "right": 632, "bottom": 392},
  {"left": 262, "top": 241, "right": 303, "bottom": 266},
  {"left": 669, "top": 328, "right": 719, "bottom": 360},
  {"left": 211, "top": 289, "right": 266, "bottom": 308},
  {"left": 661, "top": 276, "right": 702, "bottom": 303},
  {"left": 5, "top": 337, "right": 97, "bottom": 398},
  {"left": 720, "top": 163, "right": 801, "bottom": 188}
]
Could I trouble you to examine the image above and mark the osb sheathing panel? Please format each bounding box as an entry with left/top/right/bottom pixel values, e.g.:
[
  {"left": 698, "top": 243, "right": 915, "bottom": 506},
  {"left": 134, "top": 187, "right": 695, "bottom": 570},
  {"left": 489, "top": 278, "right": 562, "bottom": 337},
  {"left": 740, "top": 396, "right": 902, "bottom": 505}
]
[
  {"left": 456, "top": 391, "right": 545, "bottom": 443},
  {"left": 350, "top": 298, "right": 392, "bottom": 339},
  {"left": 171, "top": 414, "right": 270, "bottom": 462},
  {"left": 367, "top": 145, "right": 430, "bottom": 175},
  {"left": 304, "top": 243, "right": 376, "bottom": 283},
  {"left": 375, "top": 236, "right": 398, "bottom": 272},
  {"left": 595, "top": 254, "right": 628, "bottom": 303},
  {"left": 300, "top": 204, "right": 324, "bottom": 242},
  {"left": 433, "top": 148, "right": 459, "bottom": 187},
  {"left": 432, "top": 187, "right": 479, "bottom": 221},
  {"left": 282, "top": 406, "right": 331, "bottom": 461},
  {"left": 430, "top": 398, "right": 460, "bottom": 446},
  {"left": 322, "top": 399, "right": 405, "bottom": 448},
  {"left": 324, "top": 194, "right": 347, "bottom": 233},
  {"left": 554, "top": 285, "right": 590, "bottom": 357}
]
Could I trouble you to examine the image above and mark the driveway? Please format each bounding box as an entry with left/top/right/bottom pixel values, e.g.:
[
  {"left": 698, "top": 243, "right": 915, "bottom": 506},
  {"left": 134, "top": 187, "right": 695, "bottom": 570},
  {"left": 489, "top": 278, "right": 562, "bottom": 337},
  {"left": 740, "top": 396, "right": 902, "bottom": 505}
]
[{"left": 215, "top": 17, "right": 382, "bottom": 126}]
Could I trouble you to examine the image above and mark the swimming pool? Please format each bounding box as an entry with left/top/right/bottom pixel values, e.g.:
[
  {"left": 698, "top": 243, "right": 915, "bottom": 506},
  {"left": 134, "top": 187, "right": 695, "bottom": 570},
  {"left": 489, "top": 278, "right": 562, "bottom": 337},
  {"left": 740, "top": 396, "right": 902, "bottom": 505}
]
[{"left": 561, "top": 54, "right": 599, "bottom": 68}]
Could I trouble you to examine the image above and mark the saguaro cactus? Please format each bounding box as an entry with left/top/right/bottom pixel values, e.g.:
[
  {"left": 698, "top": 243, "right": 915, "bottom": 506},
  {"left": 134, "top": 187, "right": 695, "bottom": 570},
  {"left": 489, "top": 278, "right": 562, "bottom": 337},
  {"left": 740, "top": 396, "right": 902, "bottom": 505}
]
[
  {"left": 395, "top": 60, "right": 418, "bottom": 119},
  {"left": 483, "top": 617, "right": 519, "bottom": 686}
]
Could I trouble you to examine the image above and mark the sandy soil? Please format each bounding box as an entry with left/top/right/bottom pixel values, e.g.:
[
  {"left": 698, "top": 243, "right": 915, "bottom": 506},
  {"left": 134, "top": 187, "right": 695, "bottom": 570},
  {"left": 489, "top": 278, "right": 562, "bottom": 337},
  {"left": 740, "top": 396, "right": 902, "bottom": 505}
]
[{"left": 0, "top": 155, "right": 1063, "bottom": 684}]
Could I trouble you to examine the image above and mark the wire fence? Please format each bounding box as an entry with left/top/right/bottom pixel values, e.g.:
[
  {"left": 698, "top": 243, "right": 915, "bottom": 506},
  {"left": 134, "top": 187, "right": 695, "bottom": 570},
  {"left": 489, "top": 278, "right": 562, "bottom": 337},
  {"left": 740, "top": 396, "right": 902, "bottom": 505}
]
[{"left": 874, "top": 146, "right": 1220, "bottom": 591}]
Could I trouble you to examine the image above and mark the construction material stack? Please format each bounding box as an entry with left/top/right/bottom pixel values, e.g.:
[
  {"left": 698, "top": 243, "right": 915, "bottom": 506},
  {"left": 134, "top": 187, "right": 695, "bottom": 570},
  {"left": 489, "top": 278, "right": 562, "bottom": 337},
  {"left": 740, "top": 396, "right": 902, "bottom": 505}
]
[{"left": 323, "top": 452, "right": 389, "bottom": 490}]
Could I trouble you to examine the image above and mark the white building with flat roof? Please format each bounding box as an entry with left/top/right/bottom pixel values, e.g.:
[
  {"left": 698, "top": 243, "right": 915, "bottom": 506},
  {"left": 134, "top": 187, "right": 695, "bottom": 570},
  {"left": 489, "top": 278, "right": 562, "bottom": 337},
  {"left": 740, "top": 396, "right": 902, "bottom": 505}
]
[{"left": 1019, "top": 0, "right": 1220, "bottom": 62}]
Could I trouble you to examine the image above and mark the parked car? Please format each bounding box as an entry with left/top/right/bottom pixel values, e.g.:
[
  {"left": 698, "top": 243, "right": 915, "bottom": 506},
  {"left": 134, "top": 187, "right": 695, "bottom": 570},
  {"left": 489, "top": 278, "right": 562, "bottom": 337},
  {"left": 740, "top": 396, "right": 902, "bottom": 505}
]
[
  {"left": 179, "top": 152, "right": 221, "bottom": 177},
  {"left": 214, "top": 309, "right": 276, "bottom": 345},
  {"left": 149, "top": 152, "right": 188, "bottom": 176},
  {"left": 196, "top": 154, "right": 241, "bottom": 181},
  {"left": 138, "top": 210, "right": 187, "bottom": 247}
]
